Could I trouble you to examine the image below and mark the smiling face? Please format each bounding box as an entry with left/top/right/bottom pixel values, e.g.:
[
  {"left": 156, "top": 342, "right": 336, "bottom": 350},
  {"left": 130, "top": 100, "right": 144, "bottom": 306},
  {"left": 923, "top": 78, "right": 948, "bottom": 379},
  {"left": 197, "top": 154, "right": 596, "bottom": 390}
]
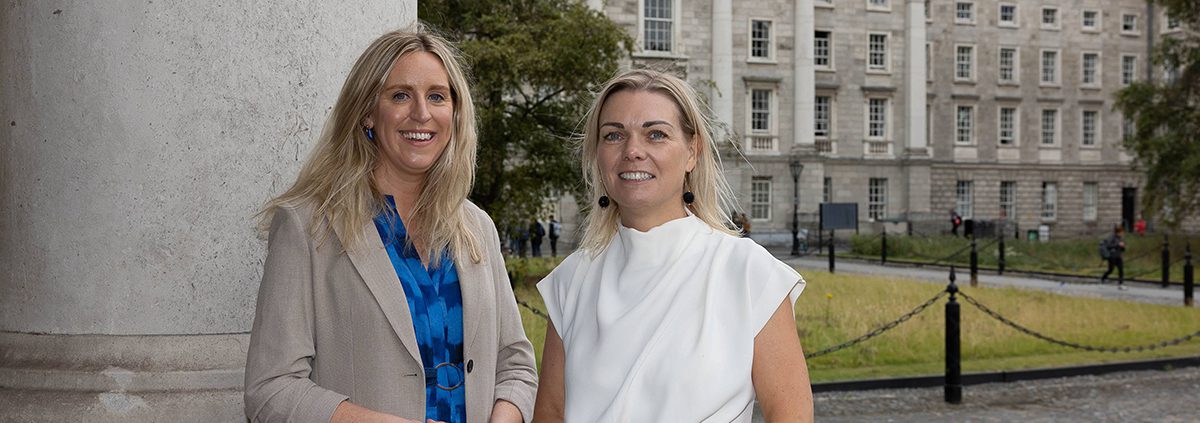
[
  {"left": 365, "top": 51, "right": 454, "bottom": 190},
  {"left": 596, "top": 89, "right": 697, "bottom": 230}
]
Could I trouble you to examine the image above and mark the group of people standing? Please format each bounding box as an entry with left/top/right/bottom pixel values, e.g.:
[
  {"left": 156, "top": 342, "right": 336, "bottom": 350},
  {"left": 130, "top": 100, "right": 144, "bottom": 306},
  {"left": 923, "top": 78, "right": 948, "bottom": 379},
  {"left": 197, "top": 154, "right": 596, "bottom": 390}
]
[
  {"left": 244, "top": 26, "right": 813, "bottom": 423},
  {"left": 505, "top": 217, "right": 561, "bottom": 258}
]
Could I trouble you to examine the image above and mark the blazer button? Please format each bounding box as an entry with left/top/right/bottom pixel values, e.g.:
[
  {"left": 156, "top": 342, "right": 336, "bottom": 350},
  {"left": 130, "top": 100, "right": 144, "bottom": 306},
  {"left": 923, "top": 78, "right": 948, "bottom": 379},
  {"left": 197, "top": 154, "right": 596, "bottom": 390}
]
[{"left": 466, "top": 359, "right": 474, "bottom": 373}]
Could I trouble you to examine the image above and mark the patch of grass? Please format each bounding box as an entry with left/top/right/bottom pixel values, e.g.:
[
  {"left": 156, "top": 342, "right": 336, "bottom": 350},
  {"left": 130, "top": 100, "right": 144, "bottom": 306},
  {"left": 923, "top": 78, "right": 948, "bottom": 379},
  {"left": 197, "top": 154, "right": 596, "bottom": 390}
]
[
  {"left": 849, "top": 234, "right": 1200, "bottom": 282},
  {"left": 507, "top": 258, "right": 1200, "bottom": 381},
  {"left": 798, "top": 271, "right": 1200, "bottom": 382}
]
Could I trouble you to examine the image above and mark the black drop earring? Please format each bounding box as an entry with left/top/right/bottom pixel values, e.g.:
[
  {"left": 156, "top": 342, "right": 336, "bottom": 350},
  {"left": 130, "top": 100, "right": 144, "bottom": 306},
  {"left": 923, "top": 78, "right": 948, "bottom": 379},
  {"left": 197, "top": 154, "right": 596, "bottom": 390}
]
[
  {"left": 683, "top": 191, "right": 695, "bottom": 204},
  {"left": 598, "top": 195, "right": 610, "bottom": 208}
]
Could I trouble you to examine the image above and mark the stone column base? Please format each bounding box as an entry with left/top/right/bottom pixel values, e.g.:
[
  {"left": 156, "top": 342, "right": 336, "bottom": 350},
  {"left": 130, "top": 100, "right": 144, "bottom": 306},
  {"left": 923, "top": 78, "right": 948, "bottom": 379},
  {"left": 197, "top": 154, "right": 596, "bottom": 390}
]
[{"left": 0, "top": 331, "right": 248, "bottom": 422}]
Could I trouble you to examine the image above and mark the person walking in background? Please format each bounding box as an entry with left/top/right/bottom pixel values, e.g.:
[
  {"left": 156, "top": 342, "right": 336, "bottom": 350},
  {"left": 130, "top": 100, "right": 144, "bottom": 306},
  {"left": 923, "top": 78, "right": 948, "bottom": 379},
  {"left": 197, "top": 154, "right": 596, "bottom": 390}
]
[
  {"left": 1101, "top": 225, "right": 1128, "bottom": 290},
  {"left": 548, "top": 215, "right": 561, "bottom": 256},
  {"left": 1134, "top": 213, "right": 1147, "bottom": 236},
  {"left": 950, "top": 209, "right": 962, "bottom": 237},
  {"left": 243, "top": 27, "right": 536, "bottom": 423},
  {"left": 529, "top": 218, "right": 546, "bottom": 257}
]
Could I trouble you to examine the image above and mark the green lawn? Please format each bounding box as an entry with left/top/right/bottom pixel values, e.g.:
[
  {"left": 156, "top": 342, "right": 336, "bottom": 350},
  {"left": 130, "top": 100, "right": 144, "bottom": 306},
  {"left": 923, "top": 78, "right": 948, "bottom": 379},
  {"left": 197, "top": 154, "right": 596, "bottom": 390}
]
[
  {"left": 508, "top": 257, "right": 1200, "bottom": 381},
  {"left": 848, "top": 233, "right": 1199, "bottom": 282}
]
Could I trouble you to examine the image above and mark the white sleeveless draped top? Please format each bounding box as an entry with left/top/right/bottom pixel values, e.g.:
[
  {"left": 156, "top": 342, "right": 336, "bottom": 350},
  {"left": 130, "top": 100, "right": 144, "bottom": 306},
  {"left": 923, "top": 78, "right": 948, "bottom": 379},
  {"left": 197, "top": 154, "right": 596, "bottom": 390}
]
[{"left": 537, "top": 214, "right": 805, "bottom": 422}]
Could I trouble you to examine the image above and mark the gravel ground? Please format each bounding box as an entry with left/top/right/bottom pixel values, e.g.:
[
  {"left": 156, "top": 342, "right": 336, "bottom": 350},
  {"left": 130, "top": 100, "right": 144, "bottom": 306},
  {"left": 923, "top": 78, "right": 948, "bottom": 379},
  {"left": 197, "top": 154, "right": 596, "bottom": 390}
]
[{"left": 805, "top": 367, "right": 1200, "bottom": 422}]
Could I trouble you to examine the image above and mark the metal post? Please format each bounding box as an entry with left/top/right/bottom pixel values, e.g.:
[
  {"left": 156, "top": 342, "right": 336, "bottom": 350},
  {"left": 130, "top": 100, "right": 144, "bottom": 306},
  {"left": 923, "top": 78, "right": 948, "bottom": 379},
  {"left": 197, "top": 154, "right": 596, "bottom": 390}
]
[
  {"left": 945, "top": 266, "right": 962, "bottom": 404},
  {"left": 1185, "top": 243, "right": 1194, "bottom": 307},
  {"left": 828, "top": 230, "right": 836, "bottom": 273},
  {"left": 970, "top": 237, "right": 978, "bottom": 287},
  {"left": 881, "top": 230, "right": 888, "bottom": 264},
  {"left": 790, "top": 181, "right": 800, "bottom": 257},
  {"left": 1162, "top": 234, "right": 1171, "bottom": 288},
  {"left": 997, "top": 233, "right": 1006, "bottom": 275}
]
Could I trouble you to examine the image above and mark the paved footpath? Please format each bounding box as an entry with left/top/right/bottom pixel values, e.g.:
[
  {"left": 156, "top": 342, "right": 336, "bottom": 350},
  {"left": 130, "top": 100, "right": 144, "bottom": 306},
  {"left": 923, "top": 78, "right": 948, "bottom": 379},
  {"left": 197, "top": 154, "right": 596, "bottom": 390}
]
[
  {"left": 749, "top": 367, "right": 1200, "bottom": 422},
  {"left": 775, "top": 254, "right": 1188, "bottom": 306}
]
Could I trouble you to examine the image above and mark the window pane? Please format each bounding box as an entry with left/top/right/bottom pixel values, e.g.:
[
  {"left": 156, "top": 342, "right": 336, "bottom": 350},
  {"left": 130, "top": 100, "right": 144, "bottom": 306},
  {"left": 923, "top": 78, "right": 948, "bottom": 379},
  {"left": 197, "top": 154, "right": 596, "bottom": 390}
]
[
  {"left": 1042, "top": 182, "right": 1057, "bottom": 219},
  {"left": 751, "top": 20, "right": 771, "bottom": 58},
  {"left": 999, "top": 48, "right": 1016, "bottom": 82},
  {"left": 751, "top": 89, "right": 771, "bottom": 132},
  {"left": 1041, "top": 109, "right": 1057, "bottom": 145},
  {"left": 1000, "top": 181, "right": 1017, "bottom": 220},
  {"left": 1042, "top": 51, "right": 1057, "bottom": 83},
  {"left": 869, "top": 34, "right": 888, "bottom": 70},
  {"left": 956, "top": 45, "right": 973, "bottom": 79},
  {"left": 1083, "top": 182, "right": 1098, "bottom": 221},
  {"left": 956, "top": 180, "right": 974, "bottom": 219},
  {"left": 868, "top": 98, "right": 887, "bottom": 138},
  {"left": 814, "top": 96, "right": 830, "bottom": 137},
  {"left": 1083, "top": 53, "right": 1098, "bottom": 84},
  {"left": 999, "top": 107, "right": 1016, "bottom": 145},
  {"left": 869, "top": 178, "right": 888, "bottom": 220},
  {"left": 643, "top": 0, "right": 673, "bottom": 52},
  {"left": 1082, "top": 110, "right": 1098, "bottom": 146},
  {"left": 814, "top": 31, "right": 831, "bottom": 67},
  {"left": 956, "top": 106, "right": 973, "bottom": 144},
  {"left": 751, "top": 176, "right": 772, "bottom": 220}
]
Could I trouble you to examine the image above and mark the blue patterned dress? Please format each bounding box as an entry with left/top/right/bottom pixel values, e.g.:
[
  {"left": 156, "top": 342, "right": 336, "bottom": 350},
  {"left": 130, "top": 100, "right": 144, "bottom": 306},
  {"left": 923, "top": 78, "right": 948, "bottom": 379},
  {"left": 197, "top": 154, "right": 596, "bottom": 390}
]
[{"left": 374, "top": 196, "right": 466, "bottom": 423}]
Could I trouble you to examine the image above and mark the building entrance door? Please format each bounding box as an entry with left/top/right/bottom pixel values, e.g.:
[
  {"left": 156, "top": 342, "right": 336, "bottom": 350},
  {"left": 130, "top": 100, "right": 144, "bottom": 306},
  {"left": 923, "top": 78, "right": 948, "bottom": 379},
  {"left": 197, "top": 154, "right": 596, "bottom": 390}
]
[{"left": 1122, "top": 187, "right": 1137, "bottom": 231}]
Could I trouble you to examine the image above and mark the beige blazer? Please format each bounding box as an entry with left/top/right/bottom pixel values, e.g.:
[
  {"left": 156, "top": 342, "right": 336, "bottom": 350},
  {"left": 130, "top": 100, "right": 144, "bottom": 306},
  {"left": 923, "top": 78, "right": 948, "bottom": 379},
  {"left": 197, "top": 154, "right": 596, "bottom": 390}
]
[{"left": 244, "top": 201, "right": 537, "bottom": 423}]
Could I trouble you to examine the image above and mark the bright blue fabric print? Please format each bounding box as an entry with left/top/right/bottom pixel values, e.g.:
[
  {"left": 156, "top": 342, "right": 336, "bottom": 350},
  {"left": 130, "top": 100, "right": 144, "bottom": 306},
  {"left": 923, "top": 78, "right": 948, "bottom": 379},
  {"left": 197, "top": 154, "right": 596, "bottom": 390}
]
[{"left": 374, "top": 196, "right": 466, "bottom": 423}]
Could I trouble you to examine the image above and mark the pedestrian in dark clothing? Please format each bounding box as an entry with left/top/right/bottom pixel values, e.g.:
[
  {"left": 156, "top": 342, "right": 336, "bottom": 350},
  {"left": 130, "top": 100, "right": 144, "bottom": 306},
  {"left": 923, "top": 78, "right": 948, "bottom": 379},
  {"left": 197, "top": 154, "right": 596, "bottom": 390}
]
[
  {"left": 950, "top": 210, "right": 963, "bottom": 237},
  {"left": 548, "top": 215, "right": 561, "bottom": 257},
  {"left": 1101, "top": 226, "right": 1127, "bottom": 290},
  {"left": 529, "top": 218, "right": 545, "bottom": 257}
]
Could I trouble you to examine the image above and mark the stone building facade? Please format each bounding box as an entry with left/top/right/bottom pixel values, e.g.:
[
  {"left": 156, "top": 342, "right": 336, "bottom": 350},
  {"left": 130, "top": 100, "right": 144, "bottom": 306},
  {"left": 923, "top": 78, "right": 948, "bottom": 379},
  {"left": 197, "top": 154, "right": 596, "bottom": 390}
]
[{"left": 579, "top": 0, "right": 1189, "bottom": 244}]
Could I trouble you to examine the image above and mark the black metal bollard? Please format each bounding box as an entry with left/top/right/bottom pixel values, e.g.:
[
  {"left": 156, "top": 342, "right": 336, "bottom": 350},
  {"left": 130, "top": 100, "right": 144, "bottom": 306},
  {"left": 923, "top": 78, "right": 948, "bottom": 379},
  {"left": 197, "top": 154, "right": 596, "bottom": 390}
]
[
  {"left": 998, "top": 234, "right": 1006, "bottom": 275},
  {"left": 882, "top": 231, "right": 888, "bottom": 265},
  {"left": 970, "top": 237, "right": 979, "bottom": 287},
  {"left": 1162, "top": 234, "right": 1171, "bottom": 288},
  {"left": 828, "top": 230, "right": 836, "bottom": 273},
  {"left": 945, "top": 266, "right": 962, "bottom": 404},
  {"left": 1185, "top": 243, "right": 1194, "bottom": 307}
]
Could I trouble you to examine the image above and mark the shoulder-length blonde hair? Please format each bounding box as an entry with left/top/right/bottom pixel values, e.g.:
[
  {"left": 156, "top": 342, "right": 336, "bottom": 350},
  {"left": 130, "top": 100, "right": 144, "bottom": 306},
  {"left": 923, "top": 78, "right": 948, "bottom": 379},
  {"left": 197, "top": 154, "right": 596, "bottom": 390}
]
[
  {"left": 259, "top": 25, "right": 481, "bottom": 265},
  {"left": 577, "top": 68, "right": 739, "bottom": 253}
]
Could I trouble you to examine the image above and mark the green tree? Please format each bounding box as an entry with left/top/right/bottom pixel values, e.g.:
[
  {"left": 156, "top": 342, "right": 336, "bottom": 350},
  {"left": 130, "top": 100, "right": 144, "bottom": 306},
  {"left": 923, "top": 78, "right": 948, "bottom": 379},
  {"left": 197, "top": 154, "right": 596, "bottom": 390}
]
[
  {"left": 420, "top": 0, "right": 631, "bottom": 232},
  {"left": 1114, "top": 0, "right": 1200, "bottom": 228}
]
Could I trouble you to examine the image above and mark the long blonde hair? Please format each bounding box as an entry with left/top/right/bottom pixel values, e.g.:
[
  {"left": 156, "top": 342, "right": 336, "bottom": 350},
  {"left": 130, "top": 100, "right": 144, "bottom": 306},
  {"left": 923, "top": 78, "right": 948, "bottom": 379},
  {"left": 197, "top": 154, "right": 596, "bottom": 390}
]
[
  {"left": 259, "top": 25, "right": 481, "bottom": 265},
  {"left": 577, "top": 69, "right": 739, "bottom": 253}
]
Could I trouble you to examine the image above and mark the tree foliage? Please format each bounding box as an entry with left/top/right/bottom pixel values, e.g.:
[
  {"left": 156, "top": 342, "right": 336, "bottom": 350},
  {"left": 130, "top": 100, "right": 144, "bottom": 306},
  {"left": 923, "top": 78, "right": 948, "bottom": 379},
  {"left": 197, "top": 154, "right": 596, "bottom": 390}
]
[
  {"left": 1115, "top": 0, "right": 1200, "bottom": 228},
  {"left": 420, "top": 0, "right": 631, "bottom": 231}
]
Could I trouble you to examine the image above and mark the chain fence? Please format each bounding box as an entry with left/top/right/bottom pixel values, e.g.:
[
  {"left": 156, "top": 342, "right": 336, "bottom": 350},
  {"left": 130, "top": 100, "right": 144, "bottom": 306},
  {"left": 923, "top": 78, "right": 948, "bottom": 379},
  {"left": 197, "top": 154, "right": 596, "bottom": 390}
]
[
  {"left": 517, "top": 298, "right": 550, "bottom": 320},
  {"left": 958, "top": 291, "right": 1200, "bottom": 353},
  {"left": 806, "top": 290, "right": 947, "bottom": 358}
]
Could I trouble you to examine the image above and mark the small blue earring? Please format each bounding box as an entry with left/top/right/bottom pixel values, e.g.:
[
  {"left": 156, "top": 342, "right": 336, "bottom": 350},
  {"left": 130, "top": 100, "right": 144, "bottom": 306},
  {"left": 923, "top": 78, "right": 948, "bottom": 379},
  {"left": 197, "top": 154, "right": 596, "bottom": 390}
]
[{"left": 364, "top": 127, "right": 375, "bottom": 142}]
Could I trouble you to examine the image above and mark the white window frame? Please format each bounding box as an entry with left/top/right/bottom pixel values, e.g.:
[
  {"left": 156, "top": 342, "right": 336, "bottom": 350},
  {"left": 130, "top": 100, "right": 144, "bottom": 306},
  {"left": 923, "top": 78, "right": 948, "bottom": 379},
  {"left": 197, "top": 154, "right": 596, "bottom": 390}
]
[
  {"left": 1080, "top": 51, "right": 1101, "bottom": 87},
  {"left": 1040, "top": 49, "right": 1061, "bottom": 86},
  {"left": 998, "top": 3, "right": 1018, "bottom": 28},
  {"left": 867, "top": 32, "right": 891, "bottom": 73},
  {"left": 867, "top": 0, "right": 891, "bottom": 13},
  {"left": 1041, "top": 7, "right": 1060, "bottom": 30},
  {"left": 748, "top": 19, "right": 776, "bottom": 62},
  {"left": 1121, "top": 13, "right": 1140, "bottom": 35},
  {"left": 956, "top": 180, "right": 975, "bottom": 219},
  {"left": 1081, "top": 110, "right": 1101, "bottom": 148},
  {"left": 1041, "top": 108, "right": 1059, "bottom": 146},
  {"left": 998, "top": 47, "right": 1019, "bottom": 84},
  {"left": 954, "top": 44, "right": 975, "bottom": 82},
  {"left": 1121, "top": 54, "right": 1138, "bottom": 86},
  {"left": 1042, "top": 181, "right": 1058, "bottom": 221},
  {"left": 1123, "top": 116, "right": 1136, "bottom": 141},
  {"left": 814, "top": 95, "right": 833, "bottom": 139},
  {"left": 865, "top": 97, "right": 891, "bottom": 141},
  {"left": 747, "top": 87, "right": 776, "bottom": 135},
  {"left": 1083, "top": 182, "right": 1099, "bottom": 221},
  {"left": 1081, "top": 9, "right": 1101, "bottom": 32},
  {"left": 1164, "top": 13, "right": 1182, "bottom": 33},
  {"left": 637, "top": 0, "right": 680, "bottom": 56},
  {"left": 814, "top": 30, "right": 834, "bottom": 71},
  {"left": 998, "top": 106, "right": 1019, "bottom": 146},
  {"left": 955, "top": 1, "right": 976, "bottom": 25},
  {"left": 869, "top": 178, "right": 888, "bottom": 221},
  {"left": 750, "top": 176, "right": 773, "bottom": 221},
  {"left": 955, "top": 105, "right": 975, "bottom": 145},
  {"left": 1000, "top": 181, "right": 1017, "bottom": 220}
]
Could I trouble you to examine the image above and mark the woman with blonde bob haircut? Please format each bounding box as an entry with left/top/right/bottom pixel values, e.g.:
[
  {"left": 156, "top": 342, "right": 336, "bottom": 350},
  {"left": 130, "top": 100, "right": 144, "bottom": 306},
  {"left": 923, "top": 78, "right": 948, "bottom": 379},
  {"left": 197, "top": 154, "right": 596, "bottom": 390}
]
[
  {"left": 245, "top": 26, "right": 536, "bottom": 423},
  {"left": 535, "top": 69, "right": 814, "bottom": 422}
]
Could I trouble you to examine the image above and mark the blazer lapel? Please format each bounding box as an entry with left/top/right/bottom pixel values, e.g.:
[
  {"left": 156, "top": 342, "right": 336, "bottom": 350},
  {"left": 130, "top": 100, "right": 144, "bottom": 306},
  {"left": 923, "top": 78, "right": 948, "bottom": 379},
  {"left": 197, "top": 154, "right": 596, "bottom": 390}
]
[{"left": 336, "top": 221, "right": 423, "bottom": 366}]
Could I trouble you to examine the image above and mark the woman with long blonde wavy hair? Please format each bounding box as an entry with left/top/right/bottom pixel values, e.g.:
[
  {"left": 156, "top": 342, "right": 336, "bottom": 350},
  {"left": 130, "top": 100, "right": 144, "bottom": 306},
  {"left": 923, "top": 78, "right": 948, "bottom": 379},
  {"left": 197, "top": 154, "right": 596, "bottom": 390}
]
[
  {"left": 244, "top": 26, "right": 536, "bottom": 423},
  {"left": 534, "top": 69, "right": 813, "bottom": 422}
]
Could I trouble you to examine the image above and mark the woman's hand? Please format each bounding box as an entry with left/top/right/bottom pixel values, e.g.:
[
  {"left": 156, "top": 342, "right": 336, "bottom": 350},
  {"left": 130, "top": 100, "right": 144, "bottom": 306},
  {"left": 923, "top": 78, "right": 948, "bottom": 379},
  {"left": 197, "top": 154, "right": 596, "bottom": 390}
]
[{"left": 332, "top": 400, "right": 422, "bottom": 423}]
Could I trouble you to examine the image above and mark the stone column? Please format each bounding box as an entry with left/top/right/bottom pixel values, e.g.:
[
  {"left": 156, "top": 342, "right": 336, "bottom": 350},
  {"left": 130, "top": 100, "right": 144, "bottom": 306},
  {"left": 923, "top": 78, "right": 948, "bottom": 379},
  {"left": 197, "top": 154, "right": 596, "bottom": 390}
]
[
  {"left": 793, "top": 0, "right": 823, "bottom": 219},
  {"left": 0, "top": 1, "right": 414, "bottom": 420},
  {"left": 904, "top": 0, "right": 934, "bottom": 223},
  {"left": 711, "top": 0, "right": 734, "bottom": 138}
]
